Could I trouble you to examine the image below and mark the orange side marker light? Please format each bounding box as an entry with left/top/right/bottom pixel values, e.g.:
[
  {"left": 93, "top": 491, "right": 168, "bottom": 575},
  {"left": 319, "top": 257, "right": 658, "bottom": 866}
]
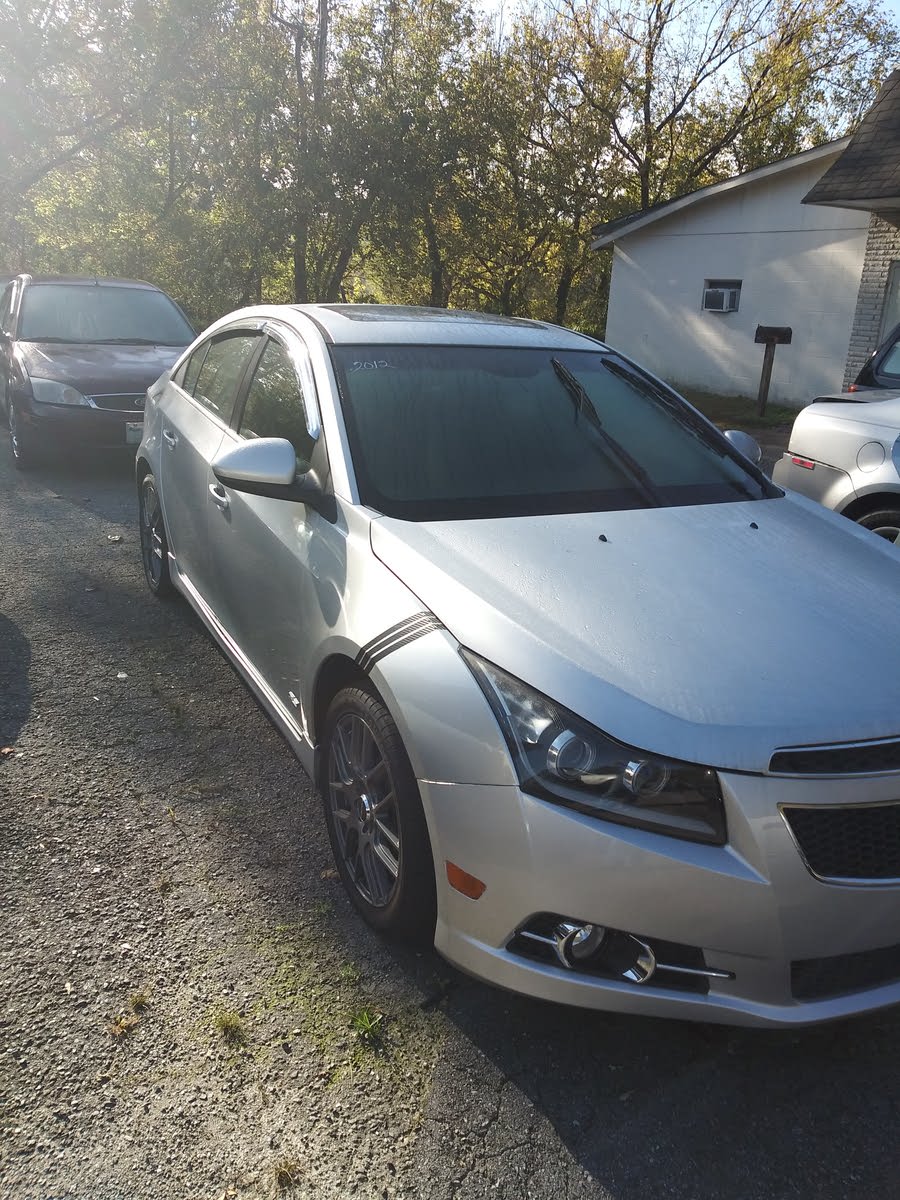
[{"left": 446, "top": 861, "right": 486, "bottom": 899}]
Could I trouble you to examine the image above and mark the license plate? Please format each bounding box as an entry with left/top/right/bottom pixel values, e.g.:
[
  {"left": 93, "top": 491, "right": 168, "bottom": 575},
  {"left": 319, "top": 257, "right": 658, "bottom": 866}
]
[{"left": 125, "top": 421, "right": 143, "bottom": 445}]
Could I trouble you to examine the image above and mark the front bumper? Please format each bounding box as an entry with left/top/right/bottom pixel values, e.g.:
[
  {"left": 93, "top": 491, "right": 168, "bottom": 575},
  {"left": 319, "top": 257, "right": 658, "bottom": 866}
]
[
  {"left": 422, "top": 770, "right": 900, "bottom": 1027},
  {"left": 14, "top": 395, "right": 144, "bottom": 450}
]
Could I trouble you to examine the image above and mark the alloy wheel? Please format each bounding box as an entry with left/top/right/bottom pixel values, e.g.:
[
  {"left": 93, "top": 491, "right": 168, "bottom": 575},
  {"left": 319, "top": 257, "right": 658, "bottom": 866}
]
[
  {"left": 140, "top": 478, "right": 166, "bottom": 588},
  {"left": 870, "top": 523, "right": 900, "bottom": 545},
  {"left": 326, "top": 712, "right": 401, "bottom": 908}
]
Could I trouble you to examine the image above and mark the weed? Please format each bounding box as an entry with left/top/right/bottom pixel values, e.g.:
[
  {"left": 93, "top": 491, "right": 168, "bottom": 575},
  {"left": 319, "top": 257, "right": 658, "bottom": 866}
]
[
  {"left": 273, "top": 1158, "right": 304, "bottom": 1190},
  {"left": 338, "top": 963, "right": 361, "bottom": 986},
  {"left": 311, "top": 899, "right": 332, "bottom": 918},
  {"left": 166, "top": 806, "right": 179, "bottom": 825},
  {"left": 350, "top": 1007, "right": 384, "bottom": 1049},
  {"left": 212, "top": 1008, "right": 247, "bottom": 1046},
  {"left": 128, "top": 990, "right": 149, "bottom": 1014},
  {"left": 108, "top": 1013, "right": 140, "bottom": 1039},
  {"left": 154, "top": 876, "right": 173, "bottom": 895}
]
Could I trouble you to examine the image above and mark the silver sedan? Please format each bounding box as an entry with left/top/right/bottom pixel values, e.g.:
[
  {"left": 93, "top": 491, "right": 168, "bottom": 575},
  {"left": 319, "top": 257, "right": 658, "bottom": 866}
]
[
  {"left": 137, "top": 305, "right": 900, "bottom": 1027},
  {"left": 773, "top": 392, "right": 900, "bottom": 543}
]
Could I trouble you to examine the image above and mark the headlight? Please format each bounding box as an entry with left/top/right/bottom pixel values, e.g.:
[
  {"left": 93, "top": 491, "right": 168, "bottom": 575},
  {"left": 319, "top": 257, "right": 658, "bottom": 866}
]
[
  {"left": 462, "top": 650, "right": 726, "bottom": 845},
  {"left": 30, "top": 378, "right": 91, "bottom": 406}
]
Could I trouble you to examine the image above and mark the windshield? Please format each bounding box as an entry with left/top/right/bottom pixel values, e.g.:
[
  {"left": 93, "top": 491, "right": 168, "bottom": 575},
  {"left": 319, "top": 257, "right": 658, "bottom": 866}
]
[
  {"left": 19, "top": 284, "right": 194, "bottom": 345},
  {"left": 330, "top": 344, "right": 777, "bottom": 520}
]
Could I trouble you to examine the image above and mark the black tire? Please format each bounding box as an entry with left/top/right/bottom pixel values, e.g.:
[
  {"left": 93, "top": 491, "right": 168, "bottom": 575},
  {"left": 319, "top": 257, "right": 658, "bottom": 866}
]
[
  {"left": 321, "top": 684, "right": 436, "bottom": 944},
  {"left": 138, "top": 471, "right": 175, "bottom": 597},
  {"left": 857, "top": 509, "right": 900, "bottom": 547},
  {"left": 9, "top": 402, "right": 39, "bottom": 470}
]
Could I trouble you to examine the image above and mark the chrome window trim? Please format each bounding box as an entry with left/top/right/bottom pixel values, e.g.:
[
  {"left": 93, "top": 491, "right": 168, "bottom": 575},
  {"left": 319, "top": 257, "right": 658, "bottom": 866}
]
[
  {"left": 258, "top": 319, "right": 322, "bottom": 443},
  {"left": 289, "top": 310, "right": 360, "bottom": 504},
  {"left": 779, "top": 801, "right": 900, "bottom": 888}
]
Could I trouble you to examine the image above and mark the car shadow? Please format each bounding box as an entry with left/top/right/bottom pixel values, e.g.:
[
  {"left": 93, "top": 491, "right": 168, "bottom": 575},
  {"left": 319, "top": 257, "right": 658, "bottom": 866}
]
[
  {"left": 0, "top": 613, "right": 32, "bottom": 746},
  {"left": 406, "top": 965, "right": 900, "bottom": 1197}
]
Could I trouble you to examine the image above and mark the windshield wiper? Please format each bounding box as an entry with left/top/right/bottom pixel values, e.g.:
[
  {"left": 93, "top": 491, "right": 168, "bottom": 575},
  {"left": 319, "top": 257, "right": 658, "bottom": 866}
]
[
  {"left": 550, "top": 357, "right": 664, "bottom": 508},
  {"left": 600, "top": 356, "right": 763, "bottom": 499}
]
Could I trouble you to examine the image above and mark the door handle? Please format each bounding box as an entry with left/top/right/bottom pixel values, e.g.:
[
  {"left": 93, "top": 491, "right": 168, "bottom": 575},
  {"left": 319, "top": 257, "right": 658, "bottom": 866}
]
[
  {"left": 162, "top": 429, "right": 177, "bottom": 448},
  {"left": 209, "top": 482, "right": 230, "bottom": 511}
]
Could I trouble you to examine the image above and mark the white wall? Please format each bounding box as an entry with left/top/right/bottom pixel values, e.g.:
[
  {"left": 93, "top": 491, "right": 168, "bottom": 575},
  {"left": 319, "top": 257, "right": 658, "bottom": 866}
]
[{"left": 603, "top": 157, "right": 870, "bottom": 406}]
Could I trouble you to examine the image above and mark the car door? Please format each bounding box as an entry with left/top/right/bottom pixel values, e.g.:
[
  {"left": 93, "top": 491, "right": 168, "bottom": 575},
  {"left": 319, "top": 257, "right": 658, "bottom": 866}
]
[
  {"left": 157, "top": 326, "right": 262, "bottom": 604},
  {"left": 204, "top": 326, "right": 331, "bottom": 732}
]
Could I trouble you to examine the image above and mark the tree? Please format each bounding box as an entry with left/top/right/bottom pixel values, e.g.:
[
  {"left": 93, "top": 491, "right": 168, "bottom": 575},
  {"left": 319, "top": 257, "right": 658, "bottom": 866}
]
[{"left": 562, "top": 0, "right": 899, "bottom": 211}]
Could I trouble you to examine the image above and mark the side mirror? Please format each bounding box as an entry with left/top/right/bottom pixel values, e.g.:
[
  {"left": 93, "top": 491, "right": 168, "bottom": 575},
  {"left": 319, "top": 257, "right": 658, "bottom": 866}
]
[
  {"left": 723, "top": 429, "right": 762, "bottom": 465},
  {"left": 212, "top": 437, "right": 336, "bottom": 522}
]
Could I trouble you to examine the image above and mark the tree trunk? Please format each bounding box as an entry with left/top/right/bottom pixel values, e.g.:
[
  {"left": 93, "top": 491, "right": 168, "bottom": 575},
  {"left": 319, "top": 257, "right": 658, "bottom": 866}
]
[
  {"left": 555, "top": 261, "right": 575, "bottom": 326},
  {"left": 423, "top": 213, "right": 448, "bottom": 307},
  {"left": 293, "top": 219, "right": 309, "bottom": 303}
]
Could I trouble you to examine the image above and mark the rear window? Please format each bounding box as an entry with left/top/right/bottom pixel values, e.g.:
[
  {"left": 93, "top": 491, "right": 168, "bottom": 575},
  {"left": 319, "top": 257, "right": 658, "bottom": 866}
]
[
  {"left": 19, "top": 284, "right": 194, "bottom": 345},
  {"left": 330, "top": 344, "right": 776, "bottom": 520}
]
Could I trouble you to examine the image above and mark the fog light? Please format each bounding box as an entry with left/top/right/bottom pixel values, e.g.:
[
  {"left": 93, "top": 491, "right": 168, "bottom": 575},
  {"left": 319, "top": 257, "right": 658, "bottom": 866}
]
[{"left": 554, "top": 921, "right": 606, "bottom": 969}]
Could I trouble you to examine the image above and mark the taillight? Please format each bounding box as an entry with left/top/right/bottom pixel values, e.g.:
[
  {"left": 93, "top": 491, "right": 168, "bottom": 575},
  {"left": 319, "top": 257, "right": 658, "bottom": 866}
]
[
  {"left": 791, "top": 456, "right": 815, "bottom": 470},
  {"left": 848, "top": 384, "right": 860, "bottom": 392}
]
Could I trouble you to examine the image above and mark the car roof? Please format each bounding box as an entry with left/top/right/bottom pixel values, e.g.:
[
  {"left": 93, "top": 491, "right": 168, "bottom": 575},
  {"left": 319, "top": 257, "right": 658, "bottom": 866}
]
[
  {"left": 16, "top": 273, "right": 161, "bottom": 290},
  {"left": 290, "top": 303, "right": 604, "bottom": 349}
]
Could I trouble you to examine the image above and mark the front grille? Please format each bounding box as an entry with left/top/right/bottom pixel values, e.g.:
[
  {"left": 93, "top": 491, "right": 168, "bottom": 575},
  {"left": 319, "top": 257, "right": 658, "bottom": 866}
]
[
  {"left": 792, "top": 943, "right": 900, "bottom": 1000},
  {"left": 90, "top": 393, "right": 144, "bottom": 412},
  {"left": 782, "top": 803, "right": 900, "bottom": 880},
  {"left": 770, "top": 738, "right": 900, "bottom": 775}
]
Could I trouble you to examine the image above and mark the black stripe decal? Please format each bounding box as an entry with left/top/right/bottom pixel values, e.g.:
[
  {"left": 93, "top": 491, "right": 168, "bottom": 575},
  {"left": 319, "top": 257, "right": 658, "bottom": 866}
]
[
  {"left": 356, "top": 613, "right": 444, "bottom": 673},
  {"left": 357, "top": 612, "right": 440, "bottom": 662}
]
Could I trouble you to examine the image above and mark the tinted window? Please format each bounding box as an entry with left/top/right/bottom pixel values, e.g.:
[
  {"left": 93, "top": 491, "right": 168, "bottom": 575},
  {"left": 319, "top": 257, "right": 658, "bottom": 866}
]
[
  {"left": 880, "top": 338, "right": 900, "bottom": 378},
  {"left": 193, "top": 334, "right": 258, "bottom": 419},
  {"left": 330, "top": 345, "right": 775, "bottom": 521},
  {"left": 0, "top": 285, "right": 12, "bottom": 334},
  {"left": 18, "top": 284, "right": 194, "bottom": 345},
  {"left": 239, "top": 339, "right": 315, "bottom": 466},
  {"left": 180, "top": 342, "right": 210, "bottom": 394}
]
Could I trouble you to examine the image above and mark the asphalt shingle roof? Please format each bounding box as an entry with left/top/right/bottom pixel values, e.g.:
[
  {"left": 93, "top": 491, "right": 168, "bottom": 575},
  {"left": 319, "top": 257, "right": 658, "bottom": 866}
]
[{"left": 803, "top": 70, "right": 900, "bottom": 207}]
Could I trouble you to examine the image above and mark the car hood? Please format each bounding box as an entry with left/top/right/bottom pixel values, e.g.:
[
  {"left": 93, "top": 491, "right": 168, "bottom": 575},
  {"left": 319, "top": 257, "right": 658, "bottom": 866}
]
[
  {"left": 371, "top": 496, "right": 900, "bottom": 773},
  {"left": 20, "top": 341, "right": 186, "bottom": 396}
]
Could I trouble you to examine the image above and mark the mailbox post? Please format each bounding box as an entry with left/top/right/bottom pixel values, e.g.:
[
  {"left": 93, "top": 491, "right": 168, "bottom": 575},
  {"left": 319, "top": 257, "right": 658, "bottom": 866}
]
[{"left": 754, "top": 325, "right": 792, "bottom": 416}]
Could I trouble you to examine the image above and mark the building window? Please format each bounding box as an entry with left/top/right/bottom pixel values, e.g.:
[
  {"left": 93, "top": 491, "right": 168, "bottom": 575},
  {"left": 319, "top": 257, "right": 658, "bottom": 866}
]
[{"left": 702, "top": 279, "right": 741, "bottom": 313}]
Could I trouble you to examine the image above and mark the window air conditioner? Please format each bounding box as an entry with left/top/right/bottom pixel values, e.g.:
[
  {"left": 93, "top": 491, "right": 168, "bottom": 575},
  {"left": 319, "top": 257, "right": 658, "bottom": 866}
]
[{"left": 703, "top": 287, "right": 739, "bottom": 313}]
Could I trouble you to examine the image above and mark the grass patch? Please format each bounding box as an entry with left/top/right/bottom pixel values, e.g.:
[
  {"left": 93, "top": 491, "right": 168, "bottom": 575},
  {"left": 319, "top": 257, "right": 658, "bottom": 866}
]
[
  {"left": 273, "top": 1158, "right": 304, "bottom": 1190},
  {"left": 350, "top": 1007, "right": 385, "bottom": 1050},
  {"left": 128, "top": 989, "right": 149, "bottom": 1014},
  {"left": 212, "top": 1008, "right": 247, "bottom": 1047},
  {"left": 108, "top": 1013, "right": 140, "bottom": 1039},
  {"left": 677, "top": 388, "right": 798, "bottom": 430}
]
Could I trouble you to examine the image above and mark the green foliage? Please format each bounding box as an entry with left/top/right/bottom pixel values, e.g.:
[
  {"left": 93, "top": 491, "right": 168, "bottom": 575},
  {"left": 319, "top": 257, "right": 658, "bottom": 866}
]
[{"left": 0, "top": 0, "right": 896, "bottom": 332}]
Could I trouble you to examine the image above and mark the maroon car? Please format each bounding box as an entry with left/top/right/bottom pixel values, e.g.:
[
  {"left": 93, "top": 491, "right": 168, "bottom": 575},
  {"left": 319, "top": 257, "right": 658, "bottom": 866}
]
[{"left": 1, "top": 274, "right": 194, "bottom": 469}]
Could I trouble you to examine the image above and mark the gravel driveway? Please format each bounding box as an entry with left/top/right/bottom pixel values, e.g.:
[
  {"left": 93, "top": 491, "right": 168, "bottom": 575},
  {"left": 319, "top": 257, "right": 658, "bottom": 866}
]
[{"left": 2, "top": 445, "right": 899, "bottom": 1200}]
